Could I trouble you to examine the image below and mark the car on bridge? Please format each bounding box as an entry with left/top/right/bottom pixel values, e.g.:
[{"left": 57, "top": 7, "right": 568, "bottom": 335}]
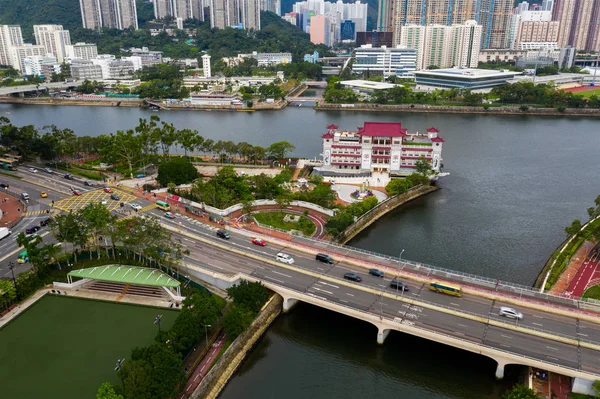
[
  {"left": 251, "top": 237, "right": 266, "bottom": 246},
  {"left": 344, "top": 272, "right": 362, "bottom": 282},
  {"left": 390, "top": 279, "right": 409, "bottom": 291},
  {"left": 44, "top": 168, "right": 53, "bottom": 173},
  {"left": 276, "top": 253, "right": 294, "bottom": 264},
  {"left": 316, "top": 253, "right": 334, "bottom": 264},
  {"left": 498, "top": 307, "right": 523, "bottom": 320},
  {"left": 369, "top": 268, "right": 385, "bottom": 278},
  {"left": 29, "top": 168, "right": 37, "bottom": 173}
]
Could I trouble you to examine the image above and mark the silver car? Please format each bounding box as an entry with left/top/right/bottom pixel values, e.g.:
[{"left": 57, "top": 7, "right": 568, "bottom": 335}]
[{"left": 498, "top": 307, "right": 523, "bottom": 320}]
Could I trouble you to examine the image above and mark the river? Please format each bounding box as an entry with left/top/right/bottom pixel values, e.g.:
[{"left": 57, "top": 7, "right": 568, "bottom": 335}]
[{"left": 3, "top": 103, "right": 599, "bottom": 397}]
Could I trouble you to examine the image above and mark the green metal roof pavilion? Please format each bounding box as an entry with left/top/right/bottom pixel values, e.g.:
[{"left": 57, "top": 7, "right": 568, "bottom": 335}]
[{"left": 68, "top": 265, "right": 180, "bottom": 288}]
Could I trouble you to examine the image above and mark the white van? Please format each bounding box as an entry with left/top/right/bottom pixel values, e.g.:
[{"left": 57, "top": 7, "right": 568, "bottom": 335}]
[{"left": 21, "top": 192, "right": 30, "bottom": 200}]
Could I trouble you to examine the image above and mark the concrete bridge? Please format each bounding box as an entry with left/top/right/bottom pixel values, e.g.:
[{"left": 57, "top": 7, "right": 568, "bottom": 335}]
[
  {"left": 0, "top": 80, "right": 81, "bottom": 96},
  {"left": 287, "top": 97, "right": 321, "bottom": 102},
  {"left": 157, "top": 220, "right": 600, "bottom": 382}
]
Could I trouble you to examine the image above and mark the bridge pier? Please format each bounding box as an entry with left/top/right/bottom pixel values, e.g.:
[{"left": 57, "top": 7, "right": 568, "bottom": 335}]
[
  {"left": 495, "top": 360, "right": 507, "bottom": 380},
  {"left": 377, "top": 327, "right": 390, "bottom": 345},
  {"left": 282, "top": 297, "right": 298, "bottom": 313}
]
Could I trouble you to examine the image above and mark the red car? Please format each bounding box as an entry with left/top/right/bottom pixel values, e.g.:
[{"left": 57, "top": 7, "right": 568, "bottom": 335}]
[
  {"left": 103, "top": 187, "right": 113, "bottom": 193},
  {"left": 251, "top": 237, "right": 266, "bottom": 246},
  {"left": 72, "top": 190, "right": 82, "bottom": 196}
]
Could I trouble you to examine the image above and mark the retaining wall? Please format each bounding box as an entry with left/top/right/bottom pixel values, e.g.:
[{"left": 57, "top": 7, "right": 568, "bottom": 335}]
[
  {"left": 337, "top": 185, "right": 439, "bottom": 244},
  {"left": 190, "top": 295, "right": 283, "bottom": 399}
]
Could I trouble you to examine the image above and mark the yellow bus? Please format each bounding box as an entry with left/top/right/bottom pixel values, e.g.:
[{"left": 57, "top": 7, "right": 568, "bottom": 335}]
[
  {"left": 429, "top": 281, "right": 462, "bottom": 297},
  {"left": 3, "top": 154, "right": 22, "bottom": 164},
  {"left": 0, "top": 157, "right": 18, "bottom": 171},
  {"left": 156, "top": 200, "right": 170, "bottom": 211}
]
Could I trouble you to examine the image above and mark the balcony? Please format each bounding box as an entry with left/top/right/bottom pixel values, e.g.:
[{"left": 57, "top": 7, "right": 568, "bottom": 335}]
[{"left": 332, "top": 153, "right": 361, "bottom": 157}]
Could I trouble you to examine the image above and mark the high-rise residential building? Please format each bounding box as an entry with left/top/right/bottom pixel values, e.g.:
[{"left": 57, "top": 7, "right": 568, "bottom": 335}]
[
  {"left": 210, "top": 0, "right": 259, "bottom": 29},
  {"left": 341, "top": 20, "right": 356, "bottom": 40},
  {"left": 515, "top": 20, "right": 559, "bottom": 49},
  {"left": 310, "top": 15, "right": 331, "bottom": 45},
  {"left": 377, "top": 0, "right": 394, "bottom": 31},
  {"left": 293, "top": 0, "right": 367, "bottom": 36},
  {"left": 241, "top": 0, "right": 261, "bottom": 30},
  {"left": 0, "top": 25, "right": 24, "bottom": 67},
  {"left": 65, "top": 42, "right": 99, "bottom": 60},
  {"left": 282, "top": 12, "right": 298, "bottom": 25},
  {"left": 541, "top": 0, "right": 554, "bottom": 10},
  {"left": 391, "top": 0, "right": 513, "bottom": 49},
  {"left": 24, "top": 55, "right": 61, "bottom": 77},
  {"left": 10, "top": 44, "right": 46, "bottom": 71},
  {"left": 202, "top": 54, "right": 211, "bottom": 78},
  {"left": 553, "top": 0, "right": 600, "bottom": 52},
  {"left": 33, "top": 25, "right": 71, "bottom": 63},
  {"left": 79, "top": 0, "right": 138, "bottom": 30},
  {"left": 153, "top": 0, "right": 205, "bottom": 21},
  {"left": 261, "top": 0, "right": 281, "bottom": 15},
  {"left": 558, "top": 45, "right": 575, "bottom": 69},
  {"left": 516, "top": 1, "right": 530, "bottom": 13},
  {"left": 352, "top": 44, "right": 417, "bottom": 78},
  {"left": 400, "top": 20, "right": 482, "bottom": 69}
]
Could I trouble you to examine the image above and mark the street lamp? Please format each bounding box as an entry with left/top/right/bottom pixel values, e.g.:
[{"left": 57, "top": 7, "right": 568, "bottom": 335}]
[
  {"left": 154, "top": 314, "right": 163, "bottom": 334},
  {"left": 8, "top": 262, "right": 19, "bottom": 301},
  {"left": 204, "top": 324, "right": 211, "bottom": 347},
  {"left": 399, "top": 248, "right": 405, "bottom": 263},
  {"left": 114, "top": 358, "right": 126, "bottom": 388}
]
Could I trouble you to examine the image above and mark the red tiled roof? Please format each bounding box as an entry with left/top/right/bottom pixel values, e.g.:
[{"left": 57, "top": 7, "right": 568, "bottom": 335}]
[
  {"left": 322, "top": 133, "right": 334, "bottom": 139},
  {"left": 327, "top": 124, "right": 339, "bottom": 129},
  {"left": 427, "top": 127, "right": 440, "bottom": 133},
  {"left": 359, "top": 122, "right": 406, "bottom": 137},
  {"left": 431, "top": 137, "right": 445, "bottom": 142}
]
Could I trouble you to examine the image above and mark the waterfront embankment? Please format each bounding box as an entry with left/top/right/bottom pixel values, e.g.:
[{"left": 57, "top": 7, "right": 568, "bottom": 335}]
[
  {"left": 336, "top": 184, "right": 439, "bottom": 244},
  {"left": 190, "top": 294, "right": 283, "bottom": 399},
  {"left": 316, "top": 102, "right": 600, "bottom": 117}
]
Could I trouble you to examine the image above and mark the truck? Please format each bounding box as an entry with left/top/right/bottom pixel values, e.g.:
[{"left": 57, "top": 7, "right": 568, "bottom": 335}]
[{"left": 0, "top": 227, "right": 12, "bottom": 241}]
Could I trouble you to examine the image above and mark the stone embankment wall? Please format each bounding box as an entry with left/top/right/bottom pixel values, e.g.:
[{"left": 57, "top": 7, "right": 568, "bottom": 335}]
[
  {"left": 317, "top": 103, "right": 600, "bottom": 117},
  {"left": 190, "top": 295, "right": 283, "bottom": 399},
  {"left": 337, "top": 185, "right": 439, "bottom": 244},
  {"left": 287, "top": 83, "right": 307, "bottom": 97},
  {"left": 0, "top": 97, "right": 143, "bottom": 107}
]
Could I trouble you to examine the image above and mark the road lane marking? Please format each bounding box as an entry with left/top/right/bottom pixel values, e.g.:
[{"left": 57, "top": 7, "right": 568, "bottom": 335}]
[
  {"left": 262, "top": 276, "right": 284, "bottom": 284},
  {"left": 532, "top": 322, "right": 544, "bottom": 327},
  {"left": 317, "top": 267, "right": 325, "bottom": 271},
  {"left": 502, "top": 344, "right": 511, "bottom": 348},
  {"left": 346, "top": 293, "right": 354, "bottom": 297},
  {"left": 450, "top": 302, "right": 460, "bottom": 307},
  {"left": 533, "top": 315, "right": 544, "bottom": 319},
  {"left": 577, "top": 333, "right": 588, "bottom": 337},
  {"left": 546, "top": 346, "right": 559, "bottom": 351},
  {"left": 501, "top": 334, "right": 512, "bottom": 339},
  {"left": 339, "top": 299, "right": 348, "bottom": 303},
  {"left": 458, "top": 323, "right": 468, "bottom": 328},
  {"left": 547, "top": 356, "right": 559, "bottom": 361},
  {"left": 455, "top": 332, "right": 465, "bottom": 335},
  {"left": 318, "top": 281, "right": 339, "bottom": 289},
  {"left": 313, "top": 287, "right": 333, "bottom": 295},
  {"left": 272, "top": 270, "right": 292, "bottom": 278}
]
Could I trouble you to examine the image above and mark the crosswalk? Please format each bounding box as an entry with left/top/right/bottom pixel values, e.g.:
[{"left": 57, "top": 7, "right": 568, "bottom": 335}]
[
  {"left": 138, "top": 203, "right": 157, "bottom": 213},
  {"left": 24, "top": 209, "right": 52, "bottom": 216},
  {"left": 114, "top": 185, "right": 137, "bottom": 194}
]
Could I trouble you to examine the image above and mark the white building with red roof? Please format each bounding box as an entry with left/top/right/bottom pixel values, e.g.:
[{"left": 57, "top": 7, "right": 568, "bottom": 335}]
[{"left": 318, "top": 122, "right": 444, "bottom": 179}]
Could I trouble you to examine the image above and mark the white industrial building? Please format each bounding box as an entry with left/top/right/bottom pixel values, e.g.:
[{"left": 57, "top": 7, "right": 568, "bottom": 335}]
[{"left": 352, "top": 45, "right": 417, "bottom": 78}]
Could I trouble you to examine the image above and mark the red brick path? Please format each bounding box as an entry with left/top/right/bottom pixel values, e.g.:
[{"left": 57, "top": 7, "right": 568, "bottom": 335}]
[{"left": 0, "top": 191, "right": 23, "bottom": 228}]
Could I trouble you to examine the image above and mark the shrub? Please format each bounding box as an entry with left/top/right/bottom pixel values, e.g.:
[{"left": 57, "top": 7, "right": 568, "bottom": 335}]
[
  {"left": 519, "top": 105, "right": 529, "bottom": 112},
  {"left": 557, "top": 106, "right": 566, "bottom": 113}
]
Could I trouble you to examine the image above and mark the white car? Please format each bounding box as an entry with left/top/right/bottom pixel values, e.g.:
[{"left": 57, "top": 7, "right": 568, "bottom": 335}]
[
  {"left": 276, "top": 252, "right": 294, "bottom": 264},
  {"left": 130, "top": 203, "right": 143, "bottom": 211},
  {"left": 101, "top": 199, "right": 107, "bottom": 205},
  {"left": 498, "top": 307, "right": 523, "bottom": 320},
  {"left": 29, "top": 168, "right": 37, "bottom": 173}
]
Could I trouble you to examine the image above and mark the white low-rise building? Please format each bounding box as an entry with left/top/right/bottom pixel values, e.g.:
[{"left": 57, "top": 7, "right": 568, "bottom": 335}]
[
  {"left": 24, "top": 55, "right": 61, "bottom": 77},
  {"left": 352, "top": 45, "right": 417, "bottom": 78},
  {"left": 316, "top": 122, "right": 444, "bottom": 178},
  {"left": 65, "top": 42, "right": 98, "bottom": 60}
]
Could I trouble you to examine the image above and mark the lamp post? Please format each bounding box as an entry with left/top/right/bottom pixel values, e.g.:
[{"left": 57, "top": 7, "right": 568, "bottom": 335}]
[
  {"left": 114, "top": 358, "right": 126, "bottom": 388},
  {"left": 154, "top": 314, "right": 163, "bottom": 334},
  {"left": 204, "top": 324, "right": 212, "bottom": 347},
  {"left": 8, "top": 262, "right": 20, "bottom": 301}
]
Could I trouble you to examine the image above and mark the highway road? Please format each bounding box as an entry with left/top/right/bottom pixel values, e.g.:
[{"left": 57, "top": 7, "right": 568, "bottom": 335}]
[{"left": 3, "top": 163, "right": 600, "bottom": 377}]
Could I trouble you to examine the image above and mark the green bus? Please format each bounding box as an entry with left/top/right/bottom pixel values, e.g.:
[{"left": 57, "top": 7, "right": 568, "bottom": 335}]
[
  {"left": 156, "top": 200, "right": 170, "bottom": 211},
  {"left": 17, "top": 250, "right": 28, "bottom": 264},
  {"left": 429, "top": 281, "right": 462, "bottom": 297}
]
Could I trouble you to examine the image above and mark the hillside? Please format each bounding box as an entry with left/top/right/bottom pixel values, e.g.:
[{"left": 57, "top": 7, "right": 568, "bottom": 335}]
[{"left": 0, "top": 0, "right": 154, "bottom": 41}]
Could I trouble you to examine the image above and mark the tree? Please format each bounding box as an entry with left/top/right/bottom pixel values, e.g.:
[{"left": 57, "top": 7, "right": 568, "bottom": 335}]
[
  {"left": 565, "top": 219, "right": 582, "bottom": 237},
  {"left": 415, "top": 156, "right": 432, "bottom": 176},
  {"left": 102, "top": 129, "right": 142, "bottom": 178},
  {"left": 226, "top": 280, "right": 270, "bottom": 314},
  {"left": 96, "top": 382, "right": 124, "bottom": 399},
  {"left": 592, "top": 380, "right": 600, "bottom": 397},
  {"left": 176, "top": 128, "right": 198, "bottom": 158},
  {"left": 157, "top": 157, "right": 200, "bottom": 186},
  {"left": 52, "top": 212, "right": 87, "bottom": 262},
  {"left": 275, "top": 193, "right": 291, "bottom": 213},
  {"left": 385, "top": 179, "right": 412, "bottom": 196},
  {"left": 222, "top": 304, "right": 254, "bottom": 338},
  {"left": 502, "top": 384, "right": 539, "bottom": 399},
  {"left": 267, "top": 141, "right": 296, "bottom": 160},
  {"left": 80, "top": 202, "right": 115, "bottom": 258}
]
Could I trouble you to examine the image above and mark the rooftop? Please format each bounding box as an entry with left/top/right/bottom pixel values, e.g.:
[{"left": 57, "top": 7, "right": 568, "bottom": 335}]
[
  {"left": 68, "top": 265, "right": 180, "bottom": 288},
  {"left": 359, "top": 122, "right": 407, "bottom": 137},
  {"left": 340, "top": 80, "right": 401, "bottom": 90},
  {"left": 415, "top": 68, "right": 523, "bottom": 79}
]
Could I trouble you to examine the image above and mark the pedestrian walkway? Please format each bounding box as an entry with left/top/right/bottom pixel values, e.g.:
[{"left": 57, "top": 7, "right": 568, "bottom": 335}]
[
  {"left": 0, "top": 193, "right": 23, "bottom": 228},
  {"left": 550, "top": 242, "right": 596, "bottom": 297},
  {"left": 332, "top": 183, "right": 388, "bottom": 204},
  {"left": 24, "top": 209, "right": 51, "bottom": 217},
  {"left": 180, "top": 333, "right": 227, "bottom": 399}
]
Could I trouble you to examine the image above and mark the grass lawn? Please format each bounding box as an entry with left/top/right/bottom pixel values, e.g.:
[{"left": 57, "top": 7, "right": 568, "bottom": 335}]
[
  {"left": 0, "top": 295, "right": 178, "bottom": 399},
  {"left": 574, "top": 87, "right": 600, "bottom": 98},
  {"left": 583, "top": 285, "right": 600, "bottom": 300},
  {"left": 253, "top": 212, "right": 316, "bottom": 236}
]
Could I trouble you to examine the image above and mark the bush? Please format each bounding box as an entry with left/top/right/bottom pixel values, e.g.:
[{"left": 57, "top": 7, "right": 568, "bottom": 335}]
[
  {"left": 519, "top": 105, "right": 529, "bottom": 112},
  {"left": 483, "top": 104, "right": 490, "bottom": 110},
  {"left": 557, "top": 106, "right": 566, "bottom": 112}
]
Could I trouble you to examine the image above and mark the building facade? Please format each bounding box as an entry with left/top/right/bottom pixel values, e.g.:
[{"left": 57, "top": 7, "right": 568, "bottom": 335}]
[
  {"left": 0, "top": 25, "right": 24, "bottom": 67},
  {"left": 399, "top": 20, "right": 482, "bottom": 70},
  {"left": 79, "top": 0, "right": 138, "bottom": 30},
  {"left": 352, "top": 45, "right": 417, "bottom": 78},
  {"left": 553, "top": 0, "right": 600, "bottom": 51},
  {"left": 391, "top": 0, "right": 513, "bottom": 49},
  {"left": 153, "top": 0, "right": 205, "bottom": 21},
  {"left": 24, "top": 55, "right": 61, "bottom": 77},
  {"left": 129, "top": 47, "right": 163, "bottom": 66},
  {"left": 10, "top": 44, "right": 46, "bottom": 71},
  {"left": 515, "top": 20, "right": 559, "bottom": 49},
  {"left": 341, "top": 20, "right": 356, "bottom": 40},
  {"left": 318, "top": 122, "right": 444, "bottom": 177},
  {"left": 65, "top": 42, "right": 98, "bottom": 60},
  {"left": 33, "top": 25, "right": 71, "bottom": 63},
  {"left": 71, "top": 60, "right": 104, "bottom": 80},
  {"left": 310, "top": 15, "right": 331, "bottom": 45},
  {"left": 414, "top": 67, "right": 522, "bottom": 89},
  {"left": 202, "top": 54, "right": 212, "bottom": 78}
]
